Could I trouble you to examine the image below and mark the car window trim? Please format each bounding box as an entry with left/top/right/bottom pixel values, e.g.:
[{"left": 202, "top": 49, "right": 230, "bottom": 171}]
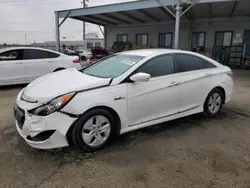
[
  {"left": 173, "top": 53, "right": 213, "bottom": 73},
  {"left": 121, "top": 53, "right": 175, "bottom": 83}
]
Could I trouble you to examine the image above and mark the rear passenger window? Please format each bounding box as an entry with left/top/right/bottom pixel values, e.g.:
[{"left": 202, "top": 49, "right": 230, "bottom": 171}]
[
  {"left": 175, "top": 54, "right": 204, "bottom": 73},
  {"left": 24, "top": 49, "right": 59, "bottom": 60},
  {"left": 137, "top": 55, "right": 174, "bottom": 77},
  {"left": 203, "top": 60, "right": 217, "bottom": 68}
]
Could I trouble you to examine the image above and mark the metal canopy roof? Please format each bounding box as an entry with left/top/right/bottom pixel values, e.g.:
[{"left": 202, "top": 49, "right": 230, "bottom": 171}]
[{"left": 57, "top": 0, "right": 247, "bottom": 26}]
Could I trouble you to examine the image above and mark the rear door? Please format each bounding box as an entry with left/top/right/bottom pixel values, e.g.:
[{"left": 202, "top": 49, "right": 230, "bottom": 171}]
[
  {"left": 23, "top": 49, "right": 59, "bottom": 82},
  {"left": 0, "top": 49, "right": 26, "bottom": 85},
  {"left": 174, "top": 53, "right": 218, "bottom": 112}
]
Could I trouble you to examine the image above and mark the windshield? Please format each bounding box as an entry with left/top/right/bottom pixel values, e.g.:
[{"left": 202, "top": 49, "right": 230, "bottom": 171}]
[{"left": 82, "top": 54, "right": 144, "bottom": 78}]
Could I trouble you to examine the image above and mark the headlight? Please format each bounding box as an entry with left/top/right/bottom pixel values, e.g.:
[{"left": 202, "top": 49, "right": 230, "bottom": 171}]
[{"left": 29, "top": 92, "right": 75, "bottom": 116}]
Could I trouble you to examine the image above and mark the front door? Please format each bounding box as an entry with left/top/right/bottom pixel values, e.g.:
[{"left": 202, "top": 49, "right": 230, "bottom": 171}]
[
  {"left": 127, "top": 54, "right": 179, "bottom": 126},
  {"left": 0, "top": 49, "right": 26, "bottom": 85}
]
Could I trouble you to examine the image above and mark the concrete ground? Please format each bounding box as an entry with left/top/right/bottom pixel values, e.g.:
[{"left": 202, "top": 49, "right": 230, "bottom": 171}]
[{"left": 0, "top": 70, "right": 250, "bottom": 188}]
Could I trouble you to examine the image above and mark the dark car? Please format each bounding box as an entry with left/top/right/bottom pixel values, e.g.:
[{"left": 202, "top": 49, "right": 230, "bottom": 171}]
[
  {"left": 87, "top": 47, "right": 109, "bottom": 65},
  {"left": 110, "top": 41, "right": 132, "bottom": 53}
]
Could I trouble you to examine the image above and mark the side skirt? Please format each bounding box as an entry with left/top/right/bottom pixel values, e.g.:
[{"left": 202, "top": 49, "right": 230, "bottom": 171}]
[{"left": 120, "top": 105, "right": 202, "bottom": 135}]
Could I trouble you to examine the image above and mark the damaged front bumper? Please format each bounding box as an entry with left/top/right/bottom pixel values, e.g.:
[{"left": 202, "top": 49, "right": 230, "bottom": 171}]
[{"left": 14, "top": 103, "right": 77, "bottom": 149}]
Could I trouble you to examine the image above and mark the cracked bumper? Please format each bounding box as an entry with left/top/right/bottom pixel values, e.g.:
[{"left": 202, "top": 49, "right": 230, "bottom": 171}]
[{"left": 15, "top": 108, "right": 77, "bottom": 150}]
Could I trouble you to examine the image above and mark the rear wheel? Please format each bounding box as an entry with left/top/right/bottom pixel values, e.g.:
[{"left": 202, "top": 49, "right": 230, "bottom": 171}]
[
  {"left": 204, "top": 88, "right": 223, "bottom": 117},
  {"left": 72, "top": 109, "right": 116, "bottom": 152}
]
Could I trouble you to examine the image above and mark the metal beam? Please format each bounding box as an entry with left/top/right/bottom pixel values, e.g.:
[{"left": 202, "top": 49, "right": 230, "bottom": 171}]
[
  {"left": 55, "top": 11, "right": 60, "bottom": 52},
  {"left": 159, "top": 7, "right": 175, "bottom": 20},
  {"left": 85, "top": 15, "right": 118, "bottom": 25},
  {"left": 72, "top": 16, "right": 105, "bottom": 26},
  {"left": 118, "top": 12, "right": 145, "bottom": 23},
  {"left": 230, "top": 1, "right": 238, "bottom": 18},
  {"left": 59, "top": 11, "right": 71, "bottom": 27},
  {"left": 102, "top": 13, "right": 131, "bottom": 24},
  {"left": 180, "top": 0, "right": 199, "bottom": 17},
  {"left": 208, "top": 3, "right": 213, "bottom": 18},
  {"left": 182, "top": 5, "right": 195, "bottom": 20},
  {"left": 174, "top": 2, "right": 181, "bottom": 49},
  {"left": 58, "top": 0, "right": 235, "bottom": 18},
  {"left": 156, "top": 0, "right": 176, "bottom": 18},
  {"left": 137, "top": 9, "right": 161, "bottom": 22}
]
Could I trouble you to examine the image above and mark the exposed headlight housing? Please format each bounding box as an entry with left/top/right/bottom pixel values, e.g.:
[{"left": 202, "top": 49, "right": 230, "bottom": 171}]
[{"left": 29, "top": 92, "right": 75, "bottom": 116}]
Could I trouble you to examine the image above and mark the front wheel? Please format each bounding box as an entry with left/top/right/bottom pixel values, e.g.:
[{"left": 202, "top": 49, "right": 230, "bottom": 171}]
[
  {"left": 72, "top": 109, "right": 116, "bottom": 152},
  {"left": 204, "top": 88, "right": 223, "bottom": 117}
]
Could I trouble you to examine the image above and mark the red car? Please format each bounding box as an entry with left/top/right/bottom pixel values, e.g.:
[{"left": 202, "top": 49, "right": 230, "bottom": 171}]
[{"left": 87, "top": 47, "right": 109, "bottom": 65}]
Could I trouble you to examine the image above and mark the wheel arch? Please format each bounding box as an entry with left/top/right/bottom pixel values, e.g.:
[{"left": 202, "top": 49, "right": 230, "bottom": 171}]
[
  {"left": 66, "top": 105, "right": 121, "bottom": 145},
  {"left": 213, "top": 86, "right": 226, "bottom": 104}
]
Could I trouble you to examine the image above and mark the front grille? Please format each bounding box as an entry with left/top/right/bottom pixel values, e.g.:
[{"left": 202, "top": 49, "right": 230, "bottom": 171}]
[{"left": 13, "top": 103, "right": 25, "bottom": 129}]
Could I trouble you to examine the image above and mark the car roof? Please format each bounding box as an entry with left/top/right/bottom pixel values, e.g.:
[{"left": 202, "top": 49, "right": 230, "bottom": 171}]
[
  {"left": 117, "top": 49, "right": 222, "bottom": 67},
  {"left": 0, "top": 47, "right": 61, "bottom": 54},
  {"left": 117, "top": 49, "right": 180, "bottom": 57}
]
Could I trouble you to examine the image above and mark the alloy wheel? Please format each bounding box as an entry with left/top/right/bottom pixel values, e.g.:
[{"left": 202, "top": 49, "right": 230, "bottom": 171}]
[
  {"left": 82, "top": 115, "right": 111, "bottom": 147},
  {"left": 208, "top": 93, "right": 222, "bottom": 114}
]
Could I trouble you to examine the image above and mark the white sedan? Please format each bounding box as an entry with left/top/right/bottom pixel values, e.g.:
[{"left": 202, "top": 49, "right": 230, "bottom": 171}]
[
  {"left": 0, "top": 47, "right": 81, "bottom": 86},
  {"left": 14, "top": 49, "right": 233, "bottom": 152}
]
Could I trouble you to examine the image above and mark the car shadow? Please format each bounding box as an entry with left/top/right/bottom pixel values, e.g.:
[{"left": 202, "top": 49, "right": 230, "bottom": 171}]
[{"left": 0, "top": 84, "right": 27, "bottom": 91}]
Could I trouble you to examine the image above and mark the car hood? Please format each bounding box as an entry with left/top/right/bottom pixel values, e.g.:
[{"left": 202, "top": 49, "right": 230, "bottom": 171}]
[{"left": 22, "top": 68, "right": 111, "bottom": 104}]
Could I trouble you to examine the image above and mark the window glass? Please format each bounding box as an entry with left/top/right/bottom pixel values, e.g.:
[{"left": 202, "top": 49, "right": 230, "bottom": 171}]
[
  {"left": 0, "top": 50, "right": 23, "bottom": 61},
  {"left": 24, "top": 49, "right": 51, "bottom": 59},
  {"left": 192, "top": 32, "right": 205, "bottom": 47},
  {"left": 223, "top": 32, "right": 232, "bottom": 46},
  {"left": 136, "top": 34, "right": 148, "bottom": 45},
  {"left": 137, "top": 55, "right": 174, "bottom": 77},
  {"left": 215, "top": 32, "right": 232, "bottom": 46},
  {"left": 203, "top": 60, "right": 217, "bottom": 68},
  {"left": 48, "top": 51, "right": 60, "bottom": 58},
  {"left": 198, "top": 33, "right": 205, "bottom": 46},
  {"left": 159, "top": 33, "right": 172, "bottom": 47},
  {"left": 83, "top": 54, "right": 144, "bottom": 78},
  {"left": 175, "top": 54, "right": 205, "bottom": 73},
  {"left": 117, "top": 34, "right": 128, "bottom": 42},
  {"left": 215, "top": 32, "right": 224, "bottom": 46},
  {"left": 87, "top": 42, "right": 93, "bottom": 49},
  {"left": 95, "top": 42, "right": 101, "bottom": 47}
]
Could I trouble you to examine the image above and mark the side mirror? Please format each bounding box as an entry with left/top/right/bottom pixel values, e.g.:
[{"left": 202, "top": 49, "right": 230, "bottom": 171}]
[{"left": 130, "top": 72, "right": 151, "bottom": 82}]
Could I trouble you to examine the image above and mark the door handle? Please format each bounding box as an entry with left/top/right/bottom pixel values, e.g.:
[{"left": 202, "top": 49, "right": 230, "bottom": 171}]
[
  {"left": 169, "top": 82, "right": 179, "bottom": 87},
  {"left": 204, "top": 73, "right": 212, "bottom": 77},
  {"left": 15, "top": 62, "right": 23, "bottom": 64}
]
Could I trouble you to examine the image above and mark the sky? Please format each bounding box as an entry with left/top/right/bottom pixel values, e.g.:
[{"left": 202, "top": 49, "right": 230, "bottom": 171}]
[{"left": 0, "top": 0, "right": 135, "bottom": 44}]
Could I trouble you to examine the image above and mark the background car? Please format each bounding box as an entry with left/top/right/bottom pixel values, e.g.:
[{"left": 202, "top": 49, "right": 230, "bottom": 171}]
[
  {"left": 86, "top": 47, "right": 109, "bottom": 65},
  {"left": 75, "top": 49, "right": 92, "bottom": 61},
  {"left": 0, "top": 47, "right": 80, "bottom": 86}
]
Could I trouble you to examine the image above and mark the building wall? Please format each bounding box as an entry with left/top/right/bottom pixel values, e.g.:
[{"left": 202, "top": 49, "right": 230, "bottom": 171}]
[{"left": 106, "top": 18, "right": 250, "bottom": 57}]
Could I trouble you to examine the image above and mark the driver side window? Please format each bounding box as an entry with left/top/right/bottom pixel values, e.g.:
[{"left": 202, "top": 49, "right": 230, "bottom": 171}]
[{"left": 137, "top": 54, "right": 174, "bottom": 77}]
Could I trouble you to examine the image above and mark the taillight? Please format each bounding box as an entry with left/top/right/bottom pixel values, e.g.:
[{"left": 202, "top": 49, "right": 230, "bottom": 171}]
[
  {"left": 87, "top": 59, "right": 93, "bottom": 65},
  {"left": 73, "top": 58, "right": 79, "bottom": 63},
  {"left": 226, "top": 71, "right": 234, "bottom": 79}
]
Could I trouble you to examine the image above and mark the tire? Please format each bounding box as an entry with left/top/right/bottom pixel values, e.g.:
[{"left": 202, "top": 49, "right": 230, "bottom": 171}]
[
  {"left": 203, "top": 88, "right": 224, "bottom": 117},
  {"left": 72, "top": 108, "right": 117, "bottom": 152}
]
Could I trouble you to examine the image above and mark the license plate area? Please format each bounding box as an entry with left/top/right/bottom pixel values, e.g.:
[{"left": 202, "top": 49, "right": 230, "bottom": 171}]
[{"left": 13, "top": 103, "right": 25, "bottom": 129}]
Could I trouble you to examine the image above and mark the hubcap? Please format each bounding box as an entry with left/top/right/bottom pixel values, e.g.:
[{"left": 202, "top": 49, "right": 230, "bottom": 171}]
[
  {"left": 82, "top": 115, "right": 111, "bottom": 147},
  {"left": 208, "top": 93, "right": 222, "bottom": 114}
]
